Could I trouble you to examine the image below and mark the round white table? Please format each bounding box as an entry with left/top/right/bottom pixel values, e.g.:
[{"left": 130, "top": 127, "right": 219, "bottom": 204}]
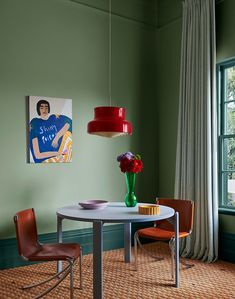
[{"left": 56, "top": 202, "right": 179, "bottom": 299}]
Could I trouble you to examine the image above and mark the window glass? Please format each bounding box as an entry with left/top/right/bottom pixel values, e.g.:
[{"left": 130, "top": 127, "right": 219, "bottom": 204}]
[
  {"left": 224, "top": 102, "right": 235, "bottom": 134},
  {"left": 225, "top": 66, "right": 235, "bottom": 101},
  {"left": 222, "top": 173, "right": 235, "bottom": 208},
  {"left": 223, "top": 137, "right": 235, "bottom": 170},
  {"left": 218, "top": 59, "right": 235, "bottom": 211}
]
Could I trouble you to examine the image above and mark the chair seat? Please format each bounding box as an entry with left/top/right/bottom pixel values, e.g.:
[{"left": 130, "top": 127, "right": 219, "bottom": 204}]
[
  {"left": 27, "top": 243, "right": 81, "bottom": 262},
  {"left": 137, "top": 227, "right": 190, "bottom": 241}
]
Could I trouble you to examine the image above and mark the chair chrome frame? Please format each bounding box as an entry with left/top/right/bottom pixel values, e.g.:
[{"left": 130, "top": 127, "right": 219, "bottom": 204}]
[
  {"left": 14, "top": 210, "right": 82, "bottom": 299},
  {"left": 134, "top": 231, "right": 164, "bottom": 271},
  {"left": 134, "top": 199, "right": 194, "bottom": 280},
  {"left": 21, "top": 254, "right": 82, "bottom": 299}
]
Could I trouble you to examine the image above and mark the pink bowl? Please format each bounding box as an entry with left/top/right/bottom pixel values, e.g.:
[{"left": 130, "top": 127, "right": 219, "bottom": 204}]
[{"left": 79, "top": 200, "right": 109, "bottom": 210}]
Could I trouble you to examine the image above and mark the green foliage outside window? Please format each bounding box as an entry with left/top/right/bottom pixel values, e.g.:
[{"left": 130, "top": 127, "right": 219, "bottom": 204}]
[
  {"left": 225, "top": 67, "right": 235, "bottom": 177},
  {"left": 218, "top": 61, "right": 235, "bottom": 210}
]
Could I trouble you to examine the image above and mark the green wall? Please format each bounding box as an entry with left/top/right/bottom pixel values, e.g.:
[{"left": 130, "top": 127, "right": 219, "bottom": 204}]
[
  {"left": 216, "top": 0, "right": 235, "bottom": 63},
  {"left": 0, "top": 0, "right": 157, "bottom": 240},
  {"left": 156, "top": 0, "right": 182, "bottom": 196},
  {"left": 1, "top": 0, "right": 234, "bottom": 253}
]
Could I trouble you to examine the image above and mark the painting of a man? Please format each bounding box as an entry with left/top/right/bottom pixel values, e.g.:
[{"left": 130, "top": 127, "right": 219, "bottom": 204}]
[{"left": 29, "top": 96, "right": 72, "bottom": 163}]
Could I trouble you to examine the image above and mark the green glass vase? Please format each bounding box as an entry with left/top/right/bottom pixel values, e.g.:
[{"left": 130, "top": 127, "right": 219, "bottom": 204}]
[{"left": 124, "top": 172, "right": 137, "bottom": 207}]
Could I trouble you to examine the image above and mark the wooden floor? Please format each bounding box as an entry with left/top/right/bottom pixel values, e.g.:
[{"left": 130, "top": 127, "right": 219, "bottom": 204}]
[{"left": 0, "top": 242, "right": 235, "bottom": 298}]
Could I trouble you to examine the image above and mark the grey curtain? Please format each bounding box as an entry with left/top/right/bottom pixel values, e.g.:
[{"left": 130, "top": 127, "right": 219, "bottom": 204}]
[{"left": 174, "top": 0, "right": 218, "bottom": 262}]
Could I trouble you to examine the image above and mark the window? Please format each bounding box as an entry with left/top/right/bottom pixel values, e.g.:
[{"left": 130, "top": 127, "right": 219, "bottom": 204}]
[{"left": 218, "top": 58, "right": 235, "bottom": 211}]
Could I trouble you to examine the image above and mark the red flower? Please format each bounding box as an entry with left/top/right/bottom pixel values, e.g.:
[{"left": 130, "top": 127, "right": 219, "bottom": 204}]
[
  {"left": 131, "top": 159, "right": 143, "bottom": 173},
  {"left": 120, "top": 158, "right": 131, "bottom": 172},
  {"left": 118, "top": 153, "right": 143, "bottom": 174}
]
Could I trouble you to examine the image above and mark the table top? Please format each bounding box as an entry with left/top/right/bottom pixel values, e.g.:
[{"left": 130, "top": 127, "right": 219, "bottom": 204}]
[{"left": 57, "top": 202, "right": 175, "bottom": 223}]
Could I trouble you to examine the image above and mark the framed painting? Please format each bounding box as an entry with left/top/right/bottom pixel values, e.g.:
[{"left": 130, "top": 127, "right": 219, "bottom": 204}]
[{"left": 29, "top": 96, "right": 72, "bottom": 163}]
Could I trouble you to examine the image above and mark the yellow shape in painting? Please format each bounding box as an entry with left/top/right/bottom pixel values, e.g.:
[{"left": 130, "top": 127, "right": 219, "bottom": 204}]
[{"left": 43, "top": 131, "right": 72, "bottom": 163}]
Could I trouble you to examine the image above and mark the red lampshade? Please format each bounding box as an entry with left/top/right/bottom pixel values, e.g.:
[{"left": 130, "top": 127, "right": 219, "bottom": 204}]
[{"left": 87, "top": 106, "right": 132, "bottom": 137}]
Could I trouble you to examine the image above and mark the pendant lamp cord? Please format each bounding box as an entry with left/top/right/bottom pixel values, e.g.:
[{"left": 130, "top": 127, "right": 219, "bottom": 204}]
[{"left": 109, "top": 0, "right": 112, "bottom": 107}]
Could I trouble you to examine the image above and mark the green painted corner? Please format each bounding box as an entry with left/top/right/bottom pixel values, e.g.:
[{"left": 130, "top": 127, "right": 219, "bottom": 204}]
[{"left": 71, "top": 0, "right": 157, "bottom": 27}]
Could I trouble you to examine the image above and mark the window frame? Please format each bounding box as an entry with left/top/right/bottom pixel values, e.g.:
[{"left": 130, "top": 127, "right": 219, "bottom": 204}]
[{"left": 217, "top": 58, "right": 235, "bottom": 214}]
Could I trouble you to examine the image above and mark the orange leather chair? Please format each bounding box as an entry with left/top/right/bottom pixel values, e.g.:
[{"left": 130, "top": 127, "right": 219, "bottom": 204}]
[
  {"left": 134, "top": 198, "right": 194, "bottom": 278},
  {"left": 14, "top": 208, "right": 82, "bottom": 299}
]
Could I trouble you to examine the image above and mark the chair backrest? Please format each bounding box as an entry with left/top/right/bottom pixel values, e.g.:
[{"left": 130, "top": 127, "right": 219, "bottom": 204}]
[
  {"left": 156, "top": 198, "right": 194, "bottom": 233},
  {"left": 14, "top": 208, "right": 39, "bottom": 259}
]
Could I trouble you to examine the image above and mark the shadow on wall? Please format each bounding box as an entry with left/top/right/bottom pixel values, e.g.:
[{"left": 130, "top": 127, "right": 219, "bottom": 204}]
[{"left": 136, "top": 5, "right": 158, "bottom": 203}]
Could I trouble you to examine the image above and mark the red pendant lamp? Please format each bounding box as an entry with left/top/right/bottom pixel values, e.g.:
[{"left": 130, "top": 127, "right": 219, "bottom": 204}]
[
  {"left": 87, "top": 106, "right": 132, "bottom": 137},
  {"left": 87, "top": 0, "right": 132, "bottom": 138}
]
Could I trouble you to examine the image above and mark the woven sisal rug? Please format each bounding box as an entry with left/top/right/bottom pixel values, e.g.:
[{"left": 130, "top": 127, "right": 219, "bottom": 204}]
[{"left": 0, "top": 242, "right": 234, "bottom": 299}]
